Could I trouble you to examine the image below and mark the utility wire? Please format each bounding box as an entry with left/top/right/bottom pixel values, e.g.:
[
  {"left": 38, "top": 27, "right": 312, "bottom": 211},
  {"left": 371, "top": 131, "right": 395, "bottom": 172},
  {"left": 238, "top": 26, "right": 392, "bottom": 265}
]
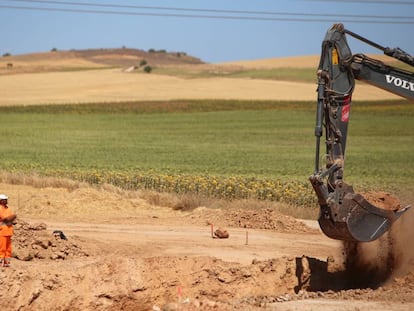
[
  {"left": 0, "top": 3, "right": 413, "bottom": 24},
  {"left": 306, "top": 0, "right": 414, "bottom": 4},
  {"left": 2, "top": 0, "right": 413, "bottom": 20}
]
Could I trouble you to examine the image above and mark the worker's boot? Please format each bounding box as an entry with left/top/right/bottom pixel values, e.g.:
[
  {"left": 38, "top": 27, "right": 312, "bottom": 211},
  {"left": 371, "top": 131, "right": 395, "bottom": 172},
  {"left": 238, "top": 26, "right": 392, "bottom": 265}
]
[{"left": 3, "top": 258, "right": 10, "bottom": 267}]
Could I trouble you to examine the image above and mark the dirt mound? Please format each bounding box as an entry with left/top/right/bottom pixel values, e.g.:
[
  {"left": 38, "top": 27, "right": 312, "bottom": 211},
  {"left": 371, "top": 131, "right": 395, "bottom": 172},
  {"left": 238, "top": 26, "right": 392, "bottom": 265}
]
[
  {"left": 202, "top": 207, "right": 317, "bottom": 233},
  {"left": 363, "top": 191, "right": 402, "bottom": 210},
  {"left": 12, "top": 219, "right": 89, "bottom": 261}
]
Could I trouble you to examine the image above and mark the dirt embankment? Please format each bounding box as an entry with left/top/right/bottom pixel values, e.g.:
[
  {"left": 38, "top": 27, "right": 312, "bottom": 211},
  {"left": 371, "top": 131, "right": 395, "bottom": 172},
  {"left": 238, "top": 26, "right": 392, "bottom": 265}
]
[{"left": 0, "top": 184, "right": 413, "bottom": 310}]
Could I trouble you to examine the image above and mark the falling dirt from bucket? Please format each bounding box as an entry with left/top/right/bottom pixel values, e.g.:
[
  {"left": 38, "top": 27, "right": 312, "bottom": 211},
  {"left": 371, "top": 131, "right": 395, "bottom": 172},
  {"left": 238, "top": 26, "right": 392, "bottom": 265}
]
[{"left": 341, "top": 191, "right": 414, "bottom": 289}]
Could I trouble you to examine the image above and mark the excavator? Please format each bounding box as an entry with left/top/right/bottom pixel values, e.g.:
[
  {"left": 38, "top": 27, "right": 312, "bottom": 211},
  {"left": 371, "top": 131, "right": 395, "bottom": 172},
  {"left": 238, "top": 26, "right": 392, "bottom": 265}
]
[{"left": 309, "top": 23, "right": 413, "bottom": 242}]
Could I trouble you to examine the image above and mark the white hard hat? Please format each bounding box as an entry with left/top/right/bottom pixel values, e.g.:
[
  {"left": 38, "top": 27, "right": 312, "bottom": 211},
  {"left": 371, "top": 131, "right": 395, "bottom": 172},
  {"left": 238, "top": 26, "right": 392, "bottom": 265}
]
[{"left": 0, "top": 194, "right": 8, "bottom": 200}]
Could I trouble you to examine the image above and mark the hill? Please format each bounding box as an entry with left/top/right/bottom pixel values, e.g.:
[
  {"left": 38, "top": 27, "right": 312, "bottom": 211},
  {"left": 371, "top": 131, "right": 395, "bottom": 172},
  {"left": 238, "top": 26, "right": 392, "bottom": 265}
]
[
  {"left": 0, "top": 48, "right": 204, "bottom": 74},
  {"left": 73, "top": 48, "right": 204, "bottom": 66}
]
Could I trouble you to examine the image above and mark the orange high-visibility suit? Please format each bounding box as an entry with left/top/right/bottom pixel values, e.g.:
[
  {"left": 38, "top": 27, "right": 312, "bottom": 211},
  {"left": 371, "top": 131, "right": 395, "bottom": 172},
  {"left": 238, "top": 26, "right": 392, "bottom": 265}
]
[{"left": 0, "top": 204, "right": 14, "bottom": 263}]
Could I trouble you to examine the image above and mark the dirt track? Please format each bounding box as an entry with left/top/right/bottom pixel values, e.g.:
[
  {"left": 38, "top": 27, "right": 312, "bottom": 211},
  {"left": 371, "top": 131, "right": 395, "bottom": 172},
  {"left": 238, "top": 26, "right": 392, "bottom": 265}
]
[{"left": 1, "top": 182, "right": 413, "bottom": 310}]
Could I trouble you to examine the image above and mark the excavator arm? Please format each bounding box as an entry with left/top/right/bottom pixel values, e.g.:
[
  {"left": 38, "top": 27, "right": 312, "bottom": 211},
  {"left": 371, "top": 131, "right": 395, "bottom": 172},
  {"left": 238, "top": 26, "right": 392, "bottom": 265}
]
[{"left": 309, "top": 23, "right": 413, "bottom": 242}]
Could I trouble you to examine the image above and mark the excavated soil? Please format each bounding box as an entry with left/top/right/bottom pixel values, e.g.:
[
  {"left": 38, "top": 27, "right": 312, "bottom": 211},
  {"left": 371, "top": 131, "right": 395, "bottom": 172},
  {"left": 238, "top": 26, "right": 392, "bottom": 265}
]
[{"left": 0, "top": 183, "right": 413, "bottom": 310}]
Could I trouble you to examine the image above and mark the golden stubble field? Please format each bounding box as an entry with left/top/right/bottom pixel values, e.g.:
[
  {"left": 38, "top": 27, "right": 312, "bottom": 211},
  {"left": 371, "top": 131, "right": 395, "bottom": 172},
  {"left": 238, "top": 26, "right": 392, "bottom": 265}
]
[{"left": 0, "top": 54, "right": 401, "bottom": 106}]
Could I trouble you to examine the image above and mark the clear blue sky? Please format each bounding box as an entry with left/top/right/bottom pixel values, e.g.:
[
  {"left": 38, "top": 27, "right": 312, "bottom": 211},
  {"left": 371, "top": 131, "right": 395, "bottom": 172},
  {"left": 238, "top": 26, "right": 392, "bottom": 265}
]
[{"left": 1, "top": 0, "right": 413, "bottom": 63}]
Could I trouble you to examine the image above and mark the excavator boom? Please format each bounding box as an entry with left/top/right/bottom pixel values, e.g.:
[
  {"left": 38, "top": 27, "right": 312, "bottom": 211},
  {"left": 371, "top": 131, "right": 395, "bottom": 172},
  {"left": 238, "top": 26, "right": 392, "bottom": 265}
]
[{"left": 310, "top": 24, "right": 412, "bottom": 242}]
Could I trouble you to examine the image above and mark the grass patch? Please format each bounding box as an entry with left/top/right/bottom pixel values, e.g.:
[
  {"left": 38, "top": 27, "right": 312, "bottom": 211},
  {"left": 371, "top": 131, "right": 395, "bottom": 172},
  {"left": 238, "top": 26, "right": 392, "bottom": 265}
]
[
  {"left": 0, "top": 99, "right": 314, "bottom": 114},
  {"left": 0, "top": 104, "right": 316, "bottom": 178},
  {"left": 0, "top": 99, "right": 412, "bottom": 207},
  {"left": 153, "top": 67, "right": 316, "bottom": 82}
]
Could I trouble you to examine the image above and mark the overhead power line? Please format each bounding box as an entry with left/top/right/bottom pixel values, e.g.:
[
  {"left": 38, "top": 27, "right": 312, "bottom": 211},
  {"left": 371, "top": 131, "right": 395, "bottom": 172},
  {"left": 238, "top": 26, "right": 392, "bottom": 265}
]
[
  {"left": 0, "top": 2, "right": 413, "bottom": 24},
  {"left": 3, "top": 0, "right": 414, "bottom": 20},
  {"left": 3, "top": 0, "right": 414, "bottom": 19},
  {"left": 307, "top": 0, "right": 414, "bottom": 4}
]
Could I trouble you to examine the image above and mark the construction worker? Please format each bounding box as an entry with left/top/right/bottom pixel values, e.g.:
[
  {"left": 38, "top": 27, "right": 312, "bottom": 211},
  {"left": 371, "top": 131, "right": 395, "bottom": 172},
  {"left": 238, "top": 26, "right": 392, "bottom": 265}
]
[{"left": 0, "top": 194, "right": 16, "bottom": 267}]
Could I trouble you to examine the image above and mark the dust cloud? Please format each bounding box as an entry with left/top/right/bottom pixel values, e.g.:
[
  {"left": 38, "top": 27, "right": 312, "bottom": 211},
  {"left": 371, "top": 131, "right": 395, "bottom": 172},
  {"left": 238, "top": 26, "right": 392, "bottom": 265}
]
[{"left": 342, "top": 197, "right": 414, "bottom": 289}]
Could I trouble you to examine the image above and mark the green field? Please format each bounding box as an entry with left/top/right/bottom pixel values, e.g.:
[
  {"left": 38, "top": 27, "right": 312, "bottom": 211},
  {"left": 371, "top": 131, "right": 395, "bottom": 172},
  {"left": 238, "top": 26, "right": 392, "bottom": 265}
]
[
  {"left": 0, "top": 99, "right": 412, "bottom": 206},
  {"left": 154, "top": 67, "right": 317, "bottom": 83}
]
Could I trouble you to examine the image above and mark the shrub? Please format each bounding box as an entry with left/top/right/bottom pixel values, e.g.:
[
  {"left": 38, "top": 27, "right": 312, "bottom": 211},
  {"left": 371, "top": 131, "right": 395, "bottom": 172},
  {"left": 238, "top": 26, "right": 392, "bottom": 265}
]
[
  {"left": 148, "top": 49, "right": 166, "bottom": 53},
  {"left": 143, "top": 65, "right": 152, "bottom": 73}
]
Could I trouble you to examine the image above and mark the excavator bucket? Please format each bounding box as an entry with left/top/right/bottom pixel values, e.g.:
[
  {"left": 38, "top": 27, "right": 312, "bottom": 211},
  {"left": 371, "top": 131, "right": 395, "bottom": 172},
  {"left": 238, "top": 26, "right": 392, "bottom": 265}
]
[{"left": 318, "top": 190, "right": 411, "bottom": 242}]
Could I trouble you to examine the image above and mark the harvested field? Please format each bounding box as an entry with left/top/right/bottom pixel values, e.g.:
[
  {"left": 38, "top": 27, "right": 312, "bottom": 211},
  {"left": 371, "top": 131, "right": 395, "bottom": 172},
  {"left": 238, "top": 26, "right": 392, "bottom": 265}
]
[
  {"left": 0, "top": 51, "right": 402, "bottom": 106},
  {"left": 0, "top": 68, "right": 400, "bottom": 106}
]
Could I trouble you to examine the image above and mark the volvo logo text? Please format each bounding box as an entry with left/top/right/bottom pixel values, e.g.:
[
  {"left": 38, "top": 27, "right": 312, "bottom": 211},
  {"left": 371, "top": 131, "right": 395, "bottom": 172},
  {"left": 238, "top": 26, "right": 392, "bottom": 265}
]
[{"left": 386, "top": 75, "right": 414, "bottom": 91}]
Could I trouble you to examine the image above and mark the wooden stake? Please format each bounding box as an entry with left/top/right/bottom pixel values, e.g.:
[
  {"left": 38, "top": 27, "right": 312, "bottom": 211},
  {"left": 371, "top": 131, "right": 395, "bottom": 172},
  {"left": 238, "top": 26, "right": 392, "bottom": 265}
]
[
  {"left": 177, "top": 285, "right": 182, "bottom": 303},
  {"left": 245, "top": 230, "right": 249, "bottom": 245}
]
